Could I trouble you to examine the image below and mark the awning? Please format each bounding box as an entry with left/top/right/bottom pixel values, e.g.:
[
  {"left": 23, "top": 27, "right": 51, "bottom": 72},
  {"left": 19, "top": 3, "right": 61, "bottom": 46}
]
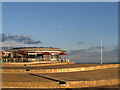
[
  {"left": 43, "top": 52, "right": 51, "bottom": 55},
  {"left": 19, "top": 51, "right": 28, "bottom": 55},
  {"left": 60, "top": 52, "right": 67, "bottom": 55}
]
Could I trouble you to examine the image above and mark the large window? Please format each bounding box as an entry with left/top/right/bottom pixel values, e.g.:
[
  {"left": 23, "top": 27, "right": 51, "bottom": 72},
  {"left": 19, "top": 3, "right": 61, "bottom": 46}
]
[
  {"left": 29, "top": 55, "right": 36, "bottom": 58},
  {"left": 51, "top": 55, "right": 59, "bottom": 59},
  {"left": 37, "top": 54, "right": 43, "bottom": 59}
]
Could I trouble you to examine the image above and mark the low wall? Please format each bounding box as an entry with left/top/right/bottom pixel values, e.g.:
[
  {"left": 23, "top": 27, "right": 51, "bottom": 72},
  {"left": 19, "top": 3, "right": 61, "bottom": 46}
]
[
  {"left": 2, "top": 79, "right": 119, "bottom": 88},
  {"left": 2, "top": 82, "right": 59, "bottom": 89},
  {"left": 2, "top": 64, "right": 119, "bottom": 73},
  {"left": 2, "top": 62, "right": 74, "bottom": 67},
  {"left": 66, "top": 79, "right": 119, "bottom": 88},
  {"left": 27, "top": 62, "right": 74, "bottom": 67}
]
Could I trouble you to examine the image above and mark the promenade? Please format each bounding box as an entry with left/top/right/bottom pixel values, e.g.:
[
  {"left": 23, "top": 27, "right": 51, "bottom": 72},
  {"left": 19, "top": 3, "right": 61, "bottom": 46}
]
[{"left": 1, "top": 63, "right": 120, "bottom": 89}]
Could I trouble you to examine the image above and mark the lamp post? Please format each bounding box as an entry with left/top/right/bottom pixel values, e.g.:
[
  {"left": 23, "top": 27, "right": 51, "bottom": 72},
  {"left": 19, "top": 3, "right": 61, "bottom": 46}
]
[{"left": 100, "top": 38, "right": 103, "bottom": 64}]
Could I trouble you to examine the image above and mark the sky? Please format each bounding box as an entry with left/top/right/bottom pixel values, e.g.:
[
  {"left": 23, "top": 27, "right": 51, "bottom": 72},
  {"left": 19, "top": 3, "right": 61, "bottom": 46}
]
[{"left": 2, "top": 2, "right": 118, "bottom": 63}]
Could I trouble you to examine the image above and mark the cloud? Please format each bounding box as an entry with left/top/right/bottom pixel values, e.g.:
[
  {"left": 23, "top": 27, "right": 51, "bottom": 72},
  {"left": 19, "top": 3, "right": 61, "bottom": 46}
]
[
  {"left": 66, "top": 46, "right": 117, "bottom": 63},
  {"left": 0, "top": 34, "right": 8, "bottom": 42},
  {"left": 0, "top": 41, "right": 23, "bottom": 47},
  {"left": 96, "top": 46, "right": 105, "bottom": 49},
  {"left": 0, "top": 34, "right": 41, "bottom": 44},
  {"left": 88, "top": 46, "right": 105, "bottom": 50},
  {"left": 67, "top": 46, "right": 106, "bottom": 56},
  {"left": 113, "top": 45, "right": 120, "bottom": 50},
  {"left": 66, "top": 49, "right": 99, "bottom": 63},
  {"left": 77, "top": 42, "right": 84, "bottom": 44},
  {"left": 67, "top": 49, "right": 88, "bottom": 55}
]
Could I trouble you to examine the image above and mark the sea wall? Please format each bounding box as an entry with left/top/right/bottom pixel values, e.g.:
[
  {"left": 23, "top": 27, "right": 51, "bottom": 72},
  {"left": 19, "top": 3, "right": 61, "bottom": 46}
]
[
  {"left": 2, "top": 62, "right": 74, "bottom": 67},
  {"left": 66, "top": 79, "right": 119, "bottom": 88},
  {"left": 2, "top": 64, "right": 119, "bottom": 73},
  {"left": 2, "top": 79, "right": 119, "bottom": 88}
]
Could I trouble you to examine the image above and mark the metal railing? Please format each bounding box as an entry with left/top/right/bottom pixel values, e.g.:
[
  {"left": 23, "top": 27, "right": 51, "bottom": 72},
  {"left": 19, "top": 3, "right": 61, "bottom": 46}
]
[{"left": 1, "top": 58, "right": 69, "bottom": 63}]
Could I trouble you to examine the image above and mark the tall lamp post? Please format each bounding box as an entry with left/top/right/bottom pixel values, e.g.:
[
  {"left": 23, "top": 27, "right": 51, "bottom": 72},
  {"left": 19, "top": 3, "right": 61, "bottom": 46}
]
[{"left": 100, "top": 38, "right": 103, "bottom": 64}]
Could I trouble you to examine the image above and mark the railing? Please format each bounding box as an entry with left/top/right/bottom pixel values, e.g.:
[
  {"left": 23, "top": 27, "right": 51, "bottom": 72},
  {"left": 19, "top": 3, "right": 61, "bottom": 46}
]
[
  {"left": 1, "top": 58, "right": 69, "bottom": 63},
  {"left": 58, "top": 59, "right": 69, "bottom": 63}
]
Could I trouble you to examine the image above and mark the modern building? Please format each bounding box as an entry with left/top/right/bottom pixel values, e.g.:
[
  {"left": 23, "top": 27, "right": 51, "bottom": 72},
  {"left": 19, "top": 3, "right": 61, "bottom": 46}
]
[{"left": 2, "top": 47, "right": 69, "bottom": 63}]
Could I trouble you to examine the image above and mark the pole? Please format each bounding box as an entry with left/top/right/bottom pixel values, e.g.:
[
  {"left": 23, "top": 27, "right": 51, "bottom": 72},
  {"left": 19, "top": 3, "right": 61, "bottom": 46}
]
[
  {"left": 100, "top": 38, "right": 103, "bottom": 64},
  {"left": 23, "top": 41, "right": 24, "bottom": 47},
  {"left": 26, "top": 40, "right": 28, "bottom": 47}
]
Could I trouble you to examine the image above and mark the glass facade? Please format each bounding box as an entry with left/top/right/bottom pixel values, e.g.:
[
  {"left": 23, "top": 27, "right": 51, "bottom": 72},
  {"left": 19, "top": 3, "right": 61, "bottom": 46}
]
[{"left": 51, "top": 55, "right": 59, "bottom": 60}]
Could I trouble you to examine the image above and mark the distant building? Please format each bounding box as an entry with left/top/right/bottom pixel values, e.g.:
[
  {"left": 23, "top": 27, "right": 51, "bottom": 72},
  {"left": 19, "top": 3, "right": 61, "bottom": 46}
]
[{"left": 1, "top": 47, "right": 69, "bottom": 63}]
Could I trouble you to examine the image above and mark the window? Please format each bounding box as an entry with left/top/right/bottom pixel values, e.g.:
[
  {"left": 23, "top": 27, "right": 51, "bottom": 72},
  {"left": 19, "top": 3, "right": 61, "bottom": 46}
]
[
  {"left": 51, "top": 55, "right": 59, "bottom": 59},
  {"left": 37, "top": 54, "right": 43, "bottom": 59},
  {"left": 29, "top": 55, "right": 35, "bottom": 58}
]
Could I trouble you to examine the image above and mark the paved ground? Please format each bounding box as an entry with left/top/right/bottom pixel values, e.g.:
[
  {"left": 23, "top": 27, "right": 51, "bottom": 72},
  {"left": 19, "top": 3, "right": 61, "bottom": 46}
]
[
  {"left": 2, "top": 64, "right": 108, "bottom": 69},
  {"left": 1, "top": 86, "right": 120, "bottom": 90},
  {"left": 2, "top": 73, "right": 53, "bottom": 82},
  {"left": 2, "top": 67, "right": 119, "bottom": 82},
  {"left": 37, "top": 67, "right": 119, "bottom": 81},
  {"left": 1, "top": 63, "right": 120, "bottom": 89}
]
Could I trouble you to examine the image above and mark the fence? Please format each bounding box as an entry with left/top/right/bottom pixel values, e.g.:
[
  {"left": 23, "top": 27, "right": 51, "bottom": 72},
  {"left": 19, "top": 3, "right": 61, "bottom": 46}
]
[{"left": 1, "top": 58, "right": 69, "bottom": 63}]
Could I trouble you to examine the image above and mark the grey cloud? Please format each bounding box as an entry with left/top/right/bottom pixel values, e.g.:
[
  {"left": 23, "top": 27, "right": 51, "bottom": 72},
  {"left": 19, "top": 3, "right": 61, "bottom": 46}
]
[
  {"left": 0, "top": 34, "right": 41, "bottom": 44},
  {"left": 88, "top": 46, "right": 105, "bottom": 50},
  {"left": 109, "top": 46, "right": 120, "bottom": 54},
  {"left": 68, "top": 46, "right": 106, "bottom": 56},
  {"left": 0, "top": 34, "right": 8, "bottom": 42},
  {"left": 66, "top": 49, "right": 99, "bottom": 63},
  {"left": 88, "top": 47, "right": 96, "bottom": 50},
  {"left": 113, "top": 46, "right": 120, "bottom": 50},
  {"left": 67, "top": 50, "right": 88, "bottom": 55},
  {"left": 66, "top": 46, "right": 117, "bottom": 63},
  {"left": 77, "top": 42, "right": 84, "bottom": 44},
  {"left": 96, "top": 46, "right": 105, "bottom": 49}
]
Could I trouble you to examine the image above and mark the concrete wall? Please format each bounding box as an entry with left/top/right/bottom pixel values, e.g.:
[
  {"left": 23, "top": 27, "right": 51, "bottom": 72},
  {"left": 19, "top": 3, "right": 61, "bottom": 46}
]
[
  {"left": 2, "top": 62, "right": 74, "bottom": 67},
  {"left": 2, "top": 82, "right": 59, "bottom": 89},
  {"left": 2, "top": 79, "right": 119, "bottom": 88},
  {"left": 2, "top": 64, "right": 119, "bottom": 74},
  {"left": 66, "top": 79, "right": 119, "bottom": 88}
]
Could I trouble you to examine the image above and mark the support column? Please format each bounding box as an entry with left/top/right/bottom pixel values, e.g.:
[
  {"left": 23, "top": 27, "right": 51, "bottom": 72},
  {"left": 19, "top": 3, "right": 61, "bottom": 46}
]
[{"left": 35, "top": 52, "right": 37, "bottom": 61}]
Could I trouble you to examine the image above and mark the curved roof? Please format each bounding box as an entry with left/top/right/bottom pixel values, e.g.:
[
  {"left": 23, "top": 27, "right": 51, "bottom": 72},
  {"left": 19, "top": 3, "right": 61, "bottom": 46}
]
[{"left": 11, "top": 47, "right": 66, "bottom": 52}]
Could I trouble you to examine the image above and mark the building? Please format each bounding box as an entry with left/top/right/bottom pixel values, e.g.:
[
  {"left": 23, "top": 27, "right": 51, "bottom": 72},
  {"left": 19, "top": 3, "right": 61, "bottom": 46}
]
[{"left": 2, "top": 47, "right": 69, "bottom": 63}]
